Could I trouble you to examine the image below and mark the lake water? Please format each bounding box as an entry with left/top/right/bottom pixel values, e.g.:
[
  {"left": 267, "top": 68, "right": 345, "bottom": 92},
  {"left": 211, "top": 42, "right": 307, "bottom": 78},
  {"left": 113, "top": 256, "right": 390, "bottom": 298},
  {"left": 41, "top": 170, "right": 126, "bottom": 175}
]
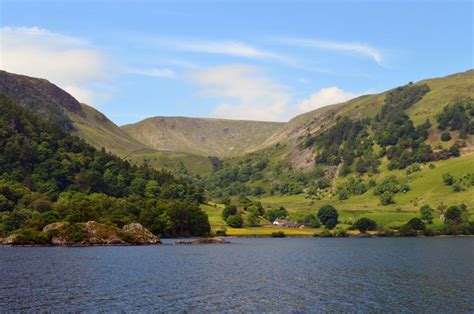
[{"left": 1, "top": 238, "right": 473, "bottom": 312}]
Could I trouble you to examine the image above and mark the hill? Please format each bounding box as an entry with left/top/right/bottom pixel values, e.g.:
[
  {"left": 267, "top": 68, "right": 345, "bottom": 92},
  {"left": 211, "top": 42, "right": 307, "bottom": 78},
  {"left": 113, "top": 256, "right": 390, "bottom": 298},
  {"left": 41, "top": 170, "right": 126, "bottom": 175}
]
[
  {"left": 202, "top": 70, "right": 474, "bottom": 234},
  {"left": 121, "top": 116, "right": 286, "bottom": 157},
  {"left": 0, "top": 70, "right": 213, "bottom": 174}
]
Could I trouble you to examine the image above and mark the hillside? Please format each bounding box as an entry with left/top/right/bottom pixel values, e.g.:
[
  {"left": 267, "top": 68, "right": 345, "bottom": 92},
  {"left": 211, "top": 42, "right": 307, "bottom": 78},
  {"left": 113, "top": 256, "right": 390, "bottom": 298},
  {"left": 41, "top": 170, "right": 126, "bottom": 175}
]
[
  {"left": 121, "top": 116, "right": 286, "bottom": 157},
  {"left": 262, "top": 69, "right": 474, "bottom": 170},
  {"left": 0, "top": 70, "right": 213, "bottom": 174},
  {"left": 203, "top": 70, "right": 474, "bottom": 227}
]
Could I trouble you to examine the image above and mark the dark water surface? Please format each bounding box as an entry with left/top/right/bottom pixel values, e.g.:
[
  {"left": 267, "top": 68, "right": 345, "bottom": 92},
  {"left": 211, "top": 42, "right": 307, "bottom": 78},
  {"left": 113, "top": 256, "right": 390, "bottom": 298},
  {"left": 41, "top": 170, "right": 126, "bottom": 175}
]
[{"left": 1, "top": 238, "right": 473, "bottom": 312}]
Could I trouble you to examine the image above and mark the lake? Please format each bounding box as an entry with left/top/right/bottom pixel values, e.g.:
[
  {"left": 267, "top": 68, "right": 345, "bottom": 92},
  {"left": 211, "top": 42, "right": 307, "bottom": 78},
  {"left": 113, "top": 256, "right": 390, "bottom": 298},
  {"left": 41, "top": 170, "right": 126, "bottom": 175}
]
[{"left": 1, "top": 238, "right": 473, "bottom": 312}]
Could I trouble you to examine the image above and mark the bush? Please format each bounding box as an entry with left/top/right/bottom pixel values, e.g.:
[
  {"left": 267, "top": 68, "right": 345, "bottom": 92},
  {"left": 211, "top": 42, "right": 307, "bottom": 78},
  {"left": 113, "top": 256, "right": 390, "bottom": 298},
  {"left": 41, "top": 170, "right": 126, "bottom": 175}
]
[
  {"left": 419, "top": 205, "right": 434, "bottom": 224},
  {"left": 319, "top": 228, "right": 333, "bottom": 237},
  {"left": 300, "top": 214, "right": 321, "bottom": 228},
  {"left": 226, "top": 214, "right": 243, "bottom": 228},
  {"left": 445, "top": 205, "right": 463, "bottom": 224},
  {"left": 222, "top": 204, "right": 237, "bottom": 220},
  {"left": 333, "top": 227, "right": 348, "bottom": 237},
  {"left": 271, "top": 231, "right": 286, "bottom": 238},
  {"left": 441, "top": 131, "right": 451, "bottom": 141},
  {"left": 406, "top": 218, "right": 425, "bottom": 230},
  {"left": 398, "top": 224, "right": 417, "bottom": 237},
  {"left": 442, "top": 173, "right": 455, "bottom": 186},
  {"left": 353, "top": 217, "right": 377, "bottom": 233},
  {"left": 380, "top": 191, "right": 395, "bottom": 205},
  {"left": 317, "top": 205, "right": 338, "bottom": 229},
  {"left": 215, "top": 229, "right": 227, "bottom": 236}
]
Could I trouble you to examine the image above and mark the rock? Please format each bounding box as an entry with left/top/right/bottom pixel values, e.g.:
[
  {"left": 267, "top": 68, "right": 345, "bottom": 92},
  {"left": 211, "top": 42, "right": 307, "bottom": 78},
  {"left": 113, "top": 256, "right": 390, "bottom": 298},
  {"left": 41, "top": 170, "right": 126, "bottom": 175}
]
[
  {"left": 83, "top": 221, "right": 126, "bottom": 245},
  {"left": 42, "top": 221, "right": 69, "bottom": 233},
  {"left": 175, "top": 237, "right": 230, "bottom": 245},
  {"left": 1, "top": 234, "right": 19, "bottom": 245},
  {"left": 122, "top": 223, "right": 161, "bottom": 244}
]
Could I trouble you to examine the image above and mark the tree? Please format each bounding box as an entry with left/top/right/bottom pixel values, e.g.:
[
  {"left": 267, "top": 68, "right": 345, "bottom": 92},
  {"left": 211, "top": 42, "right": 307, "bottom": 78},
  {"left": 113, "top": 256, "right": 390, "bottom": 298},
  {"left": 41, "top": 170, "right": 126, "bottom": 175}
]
[
  {"left": 380, "top": 191, "right": 395, "bottom": 205},
  {"left": 317, "top": 205, "right": 338, "bottom": 229},
  {"left": 442, "top": 173, "right": 455, "bottom": 186},
  {"left": 406, "top": 217, "right": 425, "bottom": 230},
  {"left": 226, "top": 214, "right": 243, "bottom": 228},
  {"left": 300, "top": 214, "right": 321, "bottom": 228},
  {"left": 353, "top": 217, "right": 377, "bottom": 233},
  {"left": 264, "top": 206, "right": 288, "bottom": 222},
  {"left": 222, "top": 204, "right": 237, "bottom": 220},
  {"left": 445, "top": 205, "right": 463, "bottom": 224},
  {"left": 419, "top": 205, "right": 433, "bottom": 224},
  {"left": 441, "top": 131, "right": 451, "bottom": 142}
]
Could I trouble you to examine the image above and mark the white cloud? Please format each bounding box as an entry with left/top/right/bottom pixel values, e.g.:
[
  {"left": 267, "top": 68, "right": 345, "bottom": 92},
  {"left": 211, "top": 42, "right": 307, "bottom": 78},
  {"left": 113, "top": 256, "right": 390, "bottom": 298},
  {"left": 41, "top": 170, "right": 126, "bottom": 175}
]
[
  {"left": 190, "top": 64, "right": 365, "bottom": 121},
  {"left": 129, "top": 67, "right": 176, "bottom": 78},
  {"left": 293, "top": 87, "right": 363, "bottom": 116},
  {"left": 280, "top": 37, "right": 384, "bottom": 65},
  {"left": 191, "top": 64, "right": 291, "bottom": 121},
  {"left": 157, "top": 38, "right": 289, "bottom": 63},
  {"left": 0, "top": 26, "right": 109, "bottom": 104}
]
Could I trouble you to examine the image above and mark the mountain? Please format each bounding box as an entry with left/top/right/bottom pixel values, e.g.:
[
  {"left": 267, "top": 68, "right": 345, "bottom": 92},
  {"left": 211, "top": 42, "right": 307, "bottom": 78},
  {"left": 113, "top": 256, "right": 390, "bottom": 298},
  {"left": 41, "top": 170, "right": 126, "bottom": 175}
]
[
  {"left": 121, "top": 116, "right": 286, "bottom": 157},
  {"left": 0, "top": 70, "right": 213, "bottom": 174},
  {"left": 263, "top": 69, "right": 474, "bottom": 170}
]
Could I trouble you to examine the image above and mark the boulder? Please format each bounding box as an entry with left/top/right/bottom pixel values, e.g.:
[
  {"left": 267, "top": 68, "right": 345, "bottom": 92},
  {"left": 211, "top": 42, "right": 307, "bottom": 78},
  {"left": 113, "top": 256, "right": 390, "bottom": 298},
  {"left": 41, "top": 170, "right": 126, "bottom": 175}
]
[
  {"left": 83, "top": 221, "right": 126, "bottom": 245},
  {"left": 175, "top": 237, "right": 230, "bottom": 245},
  {"left": 42, "top": 221, "right": 69, "bottom": 233},
  {"left": 122, "top": 223, "right": 161, "bottom": 244}
]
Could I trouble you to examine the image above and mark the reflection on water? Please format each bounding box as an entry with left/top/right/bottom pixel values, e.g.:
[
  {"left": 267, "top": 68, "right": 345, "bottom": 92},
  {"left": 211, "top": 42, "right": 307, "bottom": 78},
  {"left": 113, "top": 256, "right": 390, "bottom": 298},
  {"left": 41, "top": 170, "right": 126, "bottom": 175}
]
[{"left": 1, "top": 238, "right": 473, "bottom": 312}]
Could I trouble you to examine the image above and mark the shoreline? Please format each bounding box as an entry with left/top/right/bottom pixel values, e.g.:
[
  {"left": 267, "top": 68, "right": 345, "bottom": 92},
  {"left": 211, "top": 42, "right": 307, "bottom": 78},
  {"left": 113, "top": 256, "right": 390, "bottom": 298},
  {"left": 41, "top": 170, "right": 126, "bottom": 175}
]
[{"left": 1, "top": 234, "right": 472, "bottom": 247}]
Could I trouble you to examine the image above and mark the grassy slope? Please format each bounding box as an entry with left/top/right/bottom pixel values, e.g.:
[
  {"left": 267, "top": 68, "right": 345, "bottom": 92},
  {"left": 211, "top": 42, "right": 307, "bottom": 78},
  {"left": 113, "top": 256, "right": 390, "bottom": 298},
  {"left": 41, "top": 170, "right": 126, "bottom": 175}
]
[
  {"left": 127, "top": 150, "right": 213, "bottom": 176},
  {"left": 121, "top": 116, "right": 286, "bottom": 157},
  {"left": 202, "top": 70, "right": 474, "bottom": 234},
  {"left": 256, "top": 153, "right": 474, "bottom": 229},
  {"left": 68, "top": 103, "right": 154, "bottom": 157},
  {"left": 68, "top": 104, "right": 213, "bottom": 174}
]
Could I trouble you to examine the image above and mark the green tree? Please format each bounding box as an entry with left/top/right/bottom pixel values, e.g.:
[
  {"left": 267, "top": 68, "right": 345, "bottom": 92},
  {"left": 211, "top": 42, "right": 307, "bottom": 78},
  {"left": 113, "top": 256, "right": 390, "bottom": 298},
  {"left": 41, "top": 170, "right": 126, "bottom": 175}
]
[
  {"left": 419, "top": 205, "right": 433, "bottom": 224},
  {"left": 226, "top": 214, "right": 243, "bottom": 228},
  {"left": 440, "top": 131, "right": 451, "bottom": 141},
  {"left": 445, "top": 206, "right": 463, "bottom": 224},
  {"left": 222, "top": 204, "right": 237, "bottom": 220},
  {"left": 406, "top": 217, "right": 425, "bottom": 230},
  {"left": 317, "top": 205, "right": 338, "bottom": 229},
  {"left": 353, "top": 217, "right": 377, "bottom": 233},
  {"left": 442, "top": 173, "right": 455, "bottom": 186}
]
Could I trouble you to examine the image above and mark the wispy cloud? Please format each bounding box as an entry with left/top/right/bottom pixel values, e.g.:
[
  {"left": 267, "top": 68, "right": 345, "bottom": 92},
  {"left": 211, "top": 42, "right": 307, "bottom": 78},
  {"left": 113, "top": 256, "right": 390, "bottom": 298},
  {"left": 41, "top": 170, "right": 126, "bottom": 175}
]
[
  {"left": 0, "top": 26, "right": 110, "bottom": 105},
  {"left": 157, "top": 38, "right": 290, "bottom": 63},
  {"left": 128, "top": 67, "right": 176, "bottom": 78},
  {"left": 279, "top": 37, "right": 384, "bottom": 65}
]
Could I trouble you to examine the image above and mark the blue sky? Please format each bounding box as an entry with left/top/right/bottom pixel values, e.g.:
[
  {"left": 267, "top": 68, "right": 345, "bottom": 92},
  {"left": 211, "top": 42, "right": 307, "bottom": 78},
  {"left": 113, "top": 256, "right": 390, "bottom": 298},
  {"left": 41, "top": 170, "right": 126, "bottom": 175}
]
[{"left": 1, "top": 0, "right": 472, "bottom": 124}]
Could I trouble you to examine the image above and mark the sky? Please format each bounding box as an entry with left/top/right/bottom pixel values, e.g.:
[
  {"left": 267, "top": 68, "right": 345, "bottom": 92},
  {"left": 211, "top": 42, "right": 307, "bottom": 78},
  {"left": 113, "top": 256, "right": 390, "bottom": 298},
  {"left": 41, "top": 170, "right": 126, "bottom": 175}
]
[{"left": 0, "top": 0, "right": 472, "bottom": 124}]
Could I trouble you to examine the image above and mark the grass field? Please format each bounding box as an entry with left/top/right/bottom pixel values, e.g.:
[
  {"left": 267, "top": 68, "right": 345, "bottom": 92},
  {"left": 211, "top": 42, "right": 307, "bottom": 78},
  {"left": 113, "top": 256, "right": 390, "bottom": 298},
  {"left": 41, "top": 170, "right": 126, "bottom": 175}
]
[{"left": 202, "top": 152, "right": 474, "bottom": 235}]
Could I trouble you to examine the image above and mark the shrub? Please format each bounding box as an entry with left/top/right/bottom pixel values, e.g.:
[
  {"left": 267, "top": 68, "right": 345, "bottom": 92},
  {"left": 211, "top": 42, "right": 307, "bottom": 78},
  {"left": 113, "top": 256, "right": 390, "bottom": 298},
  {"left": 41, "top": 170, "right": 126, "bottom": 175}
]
[
  {"left": 406, "top": 218, "right": 425, "bottom": 230},
  {"left": 317, "top": 205, "right": 338, "bottom": 229},
  {"left": 225, "top": 214, "right": 243, "bottom": 228},
  {"left": 319, "top": 228, "right": 333, "bottom": 237},
  {"left": 380, "top": 191, "right": 395, "bottom": 205},
  {"left": 271, "top": 231, "right": 286, "bottom": 238},
  {"left": 398, "top": 224, "right": 417, "bottom": 237},
  {"left": 215, "top": 229, "right": 227, "bottom": 236},
  {"left": 222, "top": 204, "right": 237, "bottom": 220},
  {"left": 442, "top": 173, "right": 455, "bottom": 186},
  {"left": 333, "top": 227, "right": 348, "bottom": 237},
  {"left": 441, "top": 131, "right": 451, "bottom": 141},
  {"left": 353, "top": 217, "right": 378, "bottom": 233},
  {"left": 419, "top": 205, "right": 433, "bottom": 224},
  {"left": 445, "top": 206, "right": 463, "bottom": 224},
  {"left": 299, "top": 214, "right": 321, "bottom": 228}
]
